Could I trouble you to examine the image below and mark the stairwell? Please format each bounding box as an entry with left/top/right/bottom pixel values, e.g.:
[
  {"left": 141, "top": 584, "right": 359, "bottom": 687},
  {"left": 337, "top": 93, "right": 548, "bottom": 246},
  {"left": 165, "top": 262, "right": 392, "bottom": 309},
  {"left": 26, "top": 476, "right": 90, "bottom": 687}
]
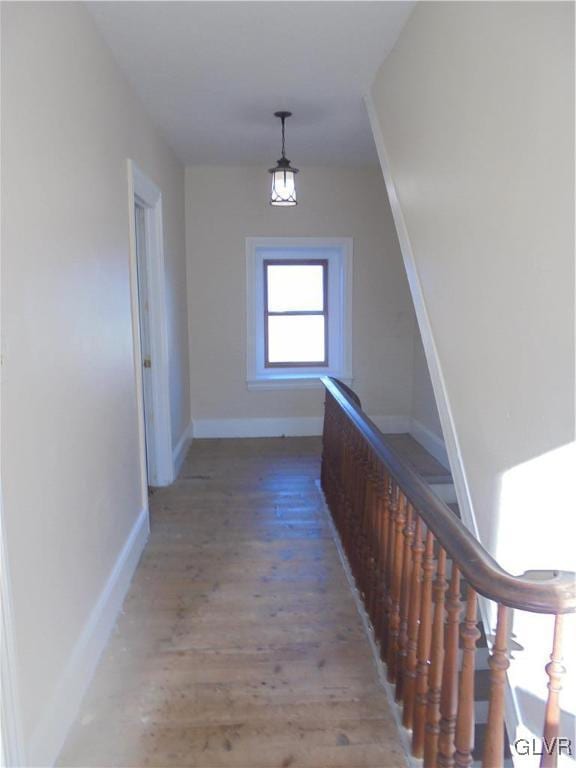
[{"left": 377, "top": 433, "right": 512, "bottom": 766}]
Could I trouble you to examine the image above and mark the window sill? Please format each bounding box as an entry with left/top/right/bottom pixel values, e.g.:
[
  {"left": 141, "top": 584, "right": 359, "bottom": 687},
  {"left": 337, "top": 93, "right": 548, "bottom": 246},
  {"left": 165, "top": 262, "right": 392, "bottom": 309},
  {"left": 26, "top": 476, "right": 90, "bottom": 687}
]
[{"left": 247, "top": 374, "right": 353, "bottom": 391}]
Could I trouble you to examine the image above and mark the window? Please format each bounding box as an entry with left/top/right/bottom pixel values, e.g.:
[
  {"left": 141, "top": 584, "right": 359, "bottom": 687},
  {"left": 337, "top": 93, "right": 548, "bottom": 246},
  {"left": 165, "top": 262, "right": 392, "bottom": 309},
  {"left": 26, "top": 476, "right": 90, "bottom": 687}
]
[
  {"left": 264, "top": 260, "right": 328, "bottom": 367},
  {"left": 246, "top": 238, "right": 352, "bottom": 388}
]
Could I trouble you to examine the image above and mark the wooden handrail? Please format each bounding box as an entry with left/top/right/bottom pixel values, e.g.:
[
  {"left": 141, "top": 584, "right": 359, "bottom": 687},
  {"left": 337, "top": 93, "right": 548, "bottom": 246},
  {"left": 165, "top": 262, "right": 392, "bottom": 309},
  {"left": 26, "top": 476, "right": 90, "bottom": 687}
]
[
  {"left": 322, "top": 376, "right": 576, "bottom": 615},
  {"left": 321, "top": 376, "right": 574, "bottom": 768}
]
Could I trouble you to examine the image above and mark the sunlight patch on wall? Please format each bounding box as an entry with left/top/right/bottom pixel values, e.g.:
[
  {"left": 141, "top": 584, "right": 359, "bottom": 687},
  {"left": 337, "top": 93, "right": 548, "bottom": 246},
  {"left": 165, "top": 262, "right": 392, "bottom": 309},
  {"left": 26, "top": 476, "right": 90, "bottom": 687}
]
[
  {"left": 494, "top": 442, "right": 576, "bottom": 766},
  {"left": 496, "top": 442, "right": 576, "bottom": 576}
]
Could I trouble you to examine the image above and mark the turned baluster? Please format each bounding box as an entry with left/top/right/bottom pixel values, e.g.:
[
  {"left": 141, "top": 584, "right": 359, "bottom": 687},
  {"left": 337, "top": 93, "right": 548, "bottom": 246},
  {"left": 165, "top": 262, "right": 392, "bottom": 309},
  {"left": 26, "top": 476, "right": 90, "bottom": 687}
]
[
  {"left": 337, "top": 418, "right": 349, "bottom": 542},
  {"left": 338, "top": 429, "right": 351, "bottom": 550},
  {"left": 320, "top": 395, "right": 331, "bottom": 496},
  {"left": 424, "top": 547, "right": 448, "bottom": 767},
  {"left": 384, "top": 479, "right": 398, "bottom": 655},
  {"left": 412, "top": 529, "right": 435, "bottom": 758},
  {"left": 332, "top": 405, "right": 344, "bottom": 527},
  {"left": 321, "top": 379, "right": 576, "bottom": 768},
  {"left": 320, "top": 397, "right": 329, "bottom": 491},
  {"left": 455, "top": 585, "right": 480, "bottom": 768},
  {"left": 356, "top": 442, "right": 370, "bottom": 596},
  {"left": 362, "top": 448, "right": 375, "bottom": 604},
  {"left": 350, "top": 436, "right": 362, "bottom": 585},
  {"left": 482, "top": 603, "right": 510, "bottom": 768},
  {"left": 395, "top": 503, "right": 415, "bottom": 702},
  {"left": 387, "top": 491, "right": 407, "bottom": 682},
  {"left": 375, "top": 470, "right": 391, "bottom": 651},
  {"left": 345, "top": 432, "right": 358, "bottom": 573},
  {"left": 438, "top": 564, "right": 462, "bottom": 768},
  {"left": 380, "top": 475, "right": 395, "bottom": 659},
  {"left": 323, "top": 404, "right": 332, "bottom": 506},
  {"left": 362, "top": 452, "right": 378, "bottom": 619},
  {"left": 403, "top": 515, "right": 424, "bottom": 729},
  {"left": 345, "top": 432, "right": 355, "bottom": 550},
  {"left": 353, "top": 435, "right": 366, "bottom": 584},
  {"left": 367, "top": 463, "right": 384, "bottom": 628},
  {"left": 540, "top": 614, "right": 566, "bottom": 768},
  {"left": 345, "top": 429, "right": 359, "bottom": 570}
]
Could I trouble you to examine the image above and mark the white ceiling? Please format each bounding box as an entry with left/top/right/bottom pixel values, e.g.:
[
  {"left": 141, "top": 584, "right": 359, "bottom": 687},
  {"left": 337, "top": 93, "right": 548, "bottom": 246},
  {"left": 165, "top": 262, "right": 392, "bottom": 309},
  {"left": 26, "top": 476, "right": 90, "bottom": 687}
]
[{"left": 87, "top": 1, "right": 414, "bottom": 166}]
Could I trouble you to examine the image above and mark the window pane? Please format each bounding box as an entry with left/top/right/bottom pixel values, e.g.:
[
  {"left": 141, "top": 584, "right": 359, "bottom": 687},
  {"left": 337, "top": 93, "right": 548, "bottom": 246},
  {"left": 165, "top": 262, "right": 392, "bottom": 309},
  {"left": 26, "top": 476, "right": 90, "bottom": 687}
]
[
  {"left": 267, "top": 315, "right": 326, "bottom": 364},
  {"left": 267, "top": 264, "right": 324, "bottom": 312}
]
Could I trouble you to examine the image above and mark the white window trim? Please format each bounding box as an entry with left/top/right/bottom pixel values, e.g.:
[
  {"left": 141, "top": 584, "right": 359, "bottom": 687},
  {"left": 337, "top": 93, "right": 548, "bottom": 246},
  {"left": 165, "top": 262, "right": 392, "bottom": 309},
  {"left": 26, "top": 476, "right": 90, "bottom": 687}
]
[{"left": 246, "top": 237, "right": 353, "bottom": 390}]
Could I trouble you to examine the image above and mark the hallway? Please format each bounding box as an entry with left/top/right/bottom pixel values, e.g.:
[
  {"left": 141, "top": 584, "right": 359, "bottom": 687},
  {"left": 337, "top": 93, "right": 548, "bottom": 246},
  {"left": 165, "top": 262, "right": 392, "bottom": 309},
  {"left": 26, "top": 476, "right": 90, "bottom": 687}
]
[{"left": 58, "top": 438, "right": 406, "bottom": 767}]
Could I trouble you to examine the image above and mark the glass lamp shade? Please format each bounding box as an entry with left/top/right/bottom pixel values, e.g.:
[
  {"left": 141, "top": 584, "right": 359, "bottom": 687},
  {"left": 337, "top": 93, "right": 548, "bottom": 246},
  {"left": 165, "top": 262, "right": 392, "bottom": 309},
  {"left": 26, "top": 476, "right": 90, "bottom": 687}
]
[{"left": 269, "top": 165, "right": 298, "bottom": 206}]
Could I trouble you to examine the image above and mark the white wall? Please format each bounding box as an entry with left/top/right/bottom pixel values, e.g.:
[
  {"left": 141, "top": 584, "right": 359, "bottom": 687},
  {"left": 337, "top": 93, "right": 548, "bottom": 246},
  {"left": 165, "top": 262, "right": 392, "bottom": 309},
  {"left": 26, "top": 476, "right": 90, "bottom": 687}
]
[
  {"left": 371, "top": 0, "right": 574, "bottom": 565},
  {"left": 370, "top": 0, "right": 575, "bottom": 755},
  {"left": 1, "top": 2, "right": 189, "bottom": 763},
  {"left": 185, "top": 166, "right": 417, "bottom": 434},
  {"left": 411, "top": 332, "right": 442, "bottom": 440}
]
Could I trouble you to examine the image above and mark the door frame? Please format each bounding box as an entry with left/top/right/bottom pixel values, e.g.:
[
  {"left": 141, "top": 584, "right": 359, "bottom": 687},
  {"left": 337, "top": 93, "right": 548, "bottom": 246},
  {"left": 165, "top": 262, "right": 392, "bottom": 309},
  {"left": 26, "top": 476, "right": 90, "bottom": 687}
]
[{"left": 127, "top": 160, "right": 174, "bottom": 490}]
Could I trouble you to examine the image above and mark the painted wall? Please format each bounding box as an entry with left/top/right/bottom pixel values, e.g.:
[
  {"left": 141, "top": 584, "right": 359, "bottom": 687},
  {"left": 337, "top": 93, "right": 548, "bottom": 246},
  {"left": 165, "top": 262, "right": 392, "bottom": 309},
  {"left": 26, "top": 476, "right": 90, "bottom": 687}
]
[
  {"left": 1, "top": 2, "right": 189, "bottom": 763},
  {"left": 370, "top": 0, "right": 575, "bottom": 752},
  {"left": 411, "top": 332, "right": 442, "bottom": 440},
  {"left": 371, "top": 0, "right": 574, "bottom": 565},
  {"left": 185, "top": 165, "right": 417, "bottom": 433}
]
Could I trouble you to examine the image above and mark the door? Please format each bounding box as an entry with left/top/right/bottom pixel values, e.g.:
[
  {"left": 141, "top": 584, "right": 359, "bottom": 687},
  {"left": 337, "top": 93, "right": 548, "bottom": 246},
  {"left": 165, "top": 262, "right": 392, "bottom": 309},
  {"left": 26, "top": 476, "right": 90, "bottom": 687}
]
[{"left": 134, "top": 199, "right": 156, "bottom": 486}]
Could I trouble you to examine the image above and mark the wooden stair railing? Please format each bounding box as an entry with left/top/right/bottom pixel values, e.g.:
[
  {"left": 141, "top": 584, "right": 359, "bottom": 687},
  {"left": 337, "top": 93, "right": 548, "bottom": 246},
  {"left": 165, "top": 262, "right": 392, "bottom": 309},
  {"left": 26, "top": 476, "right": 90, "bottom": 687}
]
[{"left": 320, "top": 377, "right": 576, "bottom": 768}]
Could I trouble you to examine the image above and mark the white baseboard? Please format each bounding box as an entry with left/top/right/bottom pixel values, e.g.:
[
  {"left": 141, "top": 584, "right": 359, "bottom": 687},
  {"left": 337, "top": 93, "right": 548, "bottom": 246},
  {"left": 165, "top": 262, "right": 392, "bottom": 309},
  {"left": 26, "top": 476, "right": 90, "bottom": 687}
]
[
  {"left": 410, "top": 418, "right": 450, "bottom": 469},
  {"left": 191, "top": 414, "right": 410, "bottom": 439},
  {"left": 28, "top": 506, "right": 149, "bottom": 768},
  {"left": 172, "top": 422, "right": 193, "bottom": 480},
  {"left": 192, "top": 417, "right": 324, "bottom": 438}
]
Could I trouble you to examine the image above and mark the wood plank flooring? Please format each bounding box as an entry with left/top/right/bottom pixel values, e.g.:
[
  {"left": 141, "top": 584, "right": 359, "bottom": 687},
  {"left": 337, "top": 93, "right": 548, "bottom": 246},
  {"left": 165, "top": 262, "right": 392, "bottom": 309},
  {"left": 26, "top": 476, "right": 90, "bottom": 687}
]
[{"left": 58, "top": 437, "right": 406, "bottom": 768}]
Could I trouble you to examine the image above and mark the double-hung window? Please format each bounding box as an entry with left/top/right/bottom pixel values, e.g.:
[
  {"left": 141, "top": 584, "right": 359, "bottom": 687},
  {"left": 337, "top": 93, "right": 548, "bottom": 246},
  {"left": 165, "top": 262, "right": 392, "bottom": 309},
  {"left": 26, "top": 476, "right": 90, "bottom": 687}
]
[
  {"left": 246, "top": 238, "right": 352, "bottom": 388},
  {"left": 264, "top": 259, "right": 328, "bottom": 367}
]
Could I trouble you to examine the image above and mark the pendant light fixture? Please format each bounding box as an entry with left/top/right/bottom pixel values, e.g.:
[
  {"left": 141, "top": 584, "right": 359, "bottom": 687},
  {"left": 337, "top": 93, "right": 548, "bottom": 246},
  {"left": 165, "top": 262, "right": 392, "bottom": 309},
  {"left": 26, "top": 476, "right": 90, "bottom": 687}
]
[{"left": 269, "top": 111, "right": 299, "bottom": 207}]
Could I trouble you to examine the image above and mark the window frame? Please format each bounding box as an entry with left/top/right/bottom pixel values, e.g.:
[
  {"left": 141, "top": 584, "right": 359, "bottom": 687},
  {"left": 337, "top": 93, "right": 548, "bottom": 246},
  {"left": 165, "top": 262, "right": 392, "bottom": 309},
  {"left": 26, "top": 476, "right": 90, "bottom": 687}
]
[
  {"left": 246, "top": 237, "right": 353, "bottom": 389},
  {"left": 263, "top": 258, "right": 329, "bottom": 368}
]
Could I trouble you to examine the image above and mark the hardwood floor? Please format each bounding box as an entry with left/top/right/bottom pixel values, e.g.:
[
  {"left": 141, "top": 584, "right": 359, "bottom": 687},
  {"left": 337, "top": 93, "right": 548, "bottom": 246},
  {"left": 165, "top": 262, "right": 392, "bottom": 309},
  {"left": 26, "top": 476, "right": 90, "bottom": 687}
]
[{"left": 58, "top": 438, "right": 406, "bottom": 767}]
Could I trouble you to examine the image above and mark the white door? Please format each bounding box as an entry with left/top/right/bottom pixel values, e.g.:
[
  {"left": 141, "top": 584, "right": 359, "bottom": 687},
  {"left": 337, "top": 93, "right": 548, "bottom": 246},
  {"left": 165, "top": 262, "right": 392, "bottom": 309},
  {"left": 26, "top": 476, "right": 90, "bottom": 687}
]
[{"left": 134, "top": 200, "right": 156, "bottom": 486}]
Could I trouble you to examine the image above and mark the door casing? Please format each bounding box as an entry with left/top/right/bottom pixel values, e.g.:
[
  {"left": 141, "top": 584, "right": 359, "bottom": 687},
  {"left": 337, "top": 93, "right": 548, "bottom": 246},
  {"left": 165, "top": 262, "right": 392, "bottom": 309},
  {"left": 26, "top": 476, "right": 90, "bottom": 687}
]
[{"left": 127, "top": 160, "right": 174, "bottom": 492}]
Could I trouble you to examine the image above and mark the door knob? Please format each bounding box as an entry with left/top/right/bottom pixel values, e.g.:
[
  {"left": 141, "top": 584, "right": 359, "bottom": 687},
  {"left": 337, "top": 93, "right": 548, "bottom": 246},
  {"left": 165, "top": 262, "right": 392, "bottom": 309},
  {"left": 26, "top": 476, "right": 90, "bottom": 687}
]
[{"left": 143, "top": 358, "right": 151, "bottom": 368}]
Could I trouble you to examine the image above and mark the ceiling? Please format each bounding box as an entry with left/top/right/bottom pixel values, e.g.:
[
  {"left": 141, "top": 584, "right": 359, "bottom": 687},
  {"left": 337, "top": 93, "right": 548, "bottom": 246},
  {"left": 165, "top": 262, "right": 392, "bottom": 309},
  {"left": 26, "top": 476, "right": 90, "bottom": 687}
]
[{"left": 87, "top": 2, "right": 414, "bottom": 166}]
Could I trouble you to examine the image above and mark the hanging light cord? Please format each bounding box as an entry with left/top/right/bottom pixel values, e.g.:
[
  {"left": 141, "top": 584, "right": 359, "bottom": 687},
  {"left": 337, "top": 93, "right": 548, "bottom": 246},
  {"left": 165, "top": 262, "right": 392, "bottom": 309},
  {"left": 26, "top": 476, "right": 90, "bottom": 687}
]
[{"left": 281, "top": 115, "right": 286, "bottom": 159}]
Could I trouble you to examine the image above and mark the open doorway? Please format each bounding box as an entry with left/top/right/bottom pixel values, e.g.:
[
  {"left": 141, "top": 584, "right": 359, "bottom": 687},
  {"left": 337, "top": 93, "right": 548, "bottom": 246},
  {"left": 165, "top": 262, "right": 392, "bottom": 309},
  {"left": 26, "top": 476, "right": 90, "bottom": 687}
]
[
  {"left": 134, "top": 200, "right": 155, "bottom": 483},
  {"left": 127, "top": 161, "right": 174, "bottom": 492}
]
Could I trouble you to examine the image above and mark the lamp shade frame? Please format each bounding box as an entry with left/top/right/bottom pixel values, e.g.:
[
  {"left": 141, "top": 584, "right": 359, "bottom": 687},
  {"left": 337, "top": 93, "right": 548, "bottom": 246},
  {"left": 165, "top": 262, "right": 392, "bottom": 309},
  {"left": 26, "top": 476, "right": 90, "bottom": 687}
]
[{"left": 269, "top": 159, "right": 299, "bottom": 207}]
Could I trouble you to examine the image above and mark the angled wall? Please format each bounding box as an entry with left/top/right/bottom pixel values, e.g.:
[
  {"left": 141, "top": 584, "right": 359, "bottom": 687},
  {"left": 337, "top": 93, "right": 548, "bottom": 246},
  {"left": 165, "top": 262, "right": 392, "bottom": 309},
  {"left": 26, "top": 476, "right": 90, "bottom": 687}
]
[
  {"left": 370, "top": 0, "right": 574, "bottom": 568},
  {"left": 368, "top": 0, "right": 575, "bottom": 755}
]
